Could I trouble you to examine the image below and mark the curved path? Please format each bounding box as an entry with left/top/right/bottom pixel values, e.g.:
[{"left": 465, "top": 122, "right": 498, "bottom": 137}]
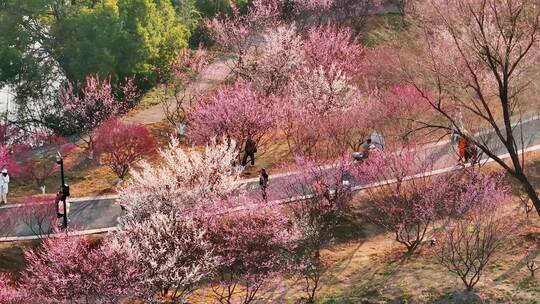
[
  {"left": 1, "top": 117, "right": 540, "bottom": 241},
  {"left": 123, "top": 4, "right": 400, "bottom": 126}
]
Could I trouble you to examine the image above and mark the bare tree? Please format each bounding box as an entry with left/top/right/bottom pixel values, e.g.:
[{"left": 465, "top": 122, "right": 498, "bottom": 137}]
[
  {"left": 18, "top": 197, "right": 58, "bottom": 238},
  {"left": 526, "top": 257, "right": 540, "bottom": 278},
  {"left": 0, "top": 208, "right": 18, "bottom": 239},
  {"left": 436, "top": 210, "right": 512, "bottom": 291},
  {"left": 518, "top": 191, "right": 535, "bottom": 218},
  {"left": 160, "top": 49, "right": 210, "bottom": 136},
  {"left": 329, "top": 0, "right": 383, "bottom": 38},
  {"left": 397, "top": 0, "right": 416, "bottom": 19},
  {"left": 402, "top": 0, "right": 540, "bottom": 216}
]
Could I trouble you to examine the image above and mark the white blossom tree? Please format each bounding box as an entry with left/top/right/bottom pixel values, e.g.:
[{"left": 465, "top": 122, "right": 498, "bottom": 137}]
[
  {"left": 114, "top": 212, "right": 218, "bottom": 303},
  {"left": 118, "top": 137, "right": 243, "bottom": 225}
]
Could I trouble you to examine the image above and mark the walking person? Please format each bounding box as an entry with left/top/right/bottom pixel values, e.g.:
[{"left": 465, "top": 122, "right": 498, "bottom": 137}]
[
  {"left": 361, "top": 138, "right": 375, "bottom": 158},
  {"left": 464, "top": 140, "right": 479, "bottom": 165},
  {"left": 55, "top": 189, "right": 64, "bottom": 227},
  {"left": 457, "top": 136, "right": 467, "bottom": 164},
  {"left": 0, "top": 169, "right": 10, "bottom": 205},
  {"left": 450, "top": 128, "right": 459, "bottom": 145},
  {"left": 259, "top": 168, "right": 269, "bottom": 201},
  {"left": 242, "top": 137, "right": 257, "bottom": 166}
]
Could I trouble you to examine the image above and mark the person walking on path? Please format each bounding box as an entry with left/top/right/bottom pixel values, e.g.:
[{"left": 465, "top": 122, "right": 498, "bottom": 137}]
[
  {"left": 464, "top": 140, "right": 479, "bottom": 165},
  {"left": 242, "top": 137, "right": 257, "bottom": 166},
  {"left": 361, "top": 138, "right": 375, "bottom": 158},
  {"left": 458, "top": 136, "right": 467, "bottom": 164},
  {"left": 259, "top": 168, "right": 269, "bottom": 201},
  {"left": 0, "top": 169, "right": 10, "bottom": 205},
  {"left": 55, "top": 189, "right": 64, "bottom": 226}
]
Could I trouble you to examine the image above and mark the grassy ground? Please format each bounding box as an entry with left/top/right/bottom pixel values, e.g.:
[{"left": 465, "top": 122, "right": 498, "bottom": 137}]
[{"left": 187, "top": 156, "right": 540, "bottom": 304}]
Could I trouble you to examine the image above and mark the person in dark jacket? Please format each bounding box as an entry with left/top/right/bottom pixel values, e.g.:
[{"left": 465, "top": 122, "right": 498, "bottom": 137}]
[
  {"left": 464, "top": 140, "right": 479, "bottom": 164},
  {"left": 242, "top": 137, "right": 257, "bottom": 166},
  {"left": 259, "top": 168, "right": 269, "bottom": 201}
]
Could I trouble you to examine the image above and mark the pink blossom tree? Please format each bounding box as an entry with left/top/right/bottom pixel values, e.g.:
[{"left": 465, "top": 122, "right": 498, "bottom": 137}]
[
  {"left": 94, "top": 119, "right": 156, "bottom": 180},
  {"left": 401, "top": 0, "right": 540, "bottom": 216},
  {"left": 280, "top": 97, "right": 375, "bottom": 159},
  {"left": 245, "top": 24, "right": 303, "bottom": 95},
  {"left": 356, "top": 148, "right": 511, "bottom": 254},
  {"left": 359, "top": 45, "right": 402, "bottom": 90},
  {"left": 280, "top": 108, "right": 326, "bottom": 158},
  {"left": 205, "top": 0, "right": 282, "bottom": 74},
  {"left": 277, "top": 156, "right": 354, "bottom": 303},
  {"left": 355, "top": 149, "right": 451, "bottom": 254},
  {"left": 160, "top": 48, "right": 211, "bottom": 134},
  {"left": 59, "top": 75, "right": 139, "bottom": 159},
  {"left": 319, "top": 103, "right": 375, "bottom": 155},
  {"left": 207, "top": 207, "right": 298, "bottom": 304},
  {"left": 115, "top": 212, "right": 218, "bottom": 303},
  {"left": 20, "top": 155, "right": 62, "bottom": 194},
  {"left": 302, "top": 25, "right": 363, "bottom": 78},
  {"left": 0, "top": 124, "right": 21, "bottom": 146},
  {"left": 291, "top": 65, "right": 355, "bottom": 115},
  {"left": 441, "top": 170, "right": 510, "bottom": 218},
  {"left": 0, "top": 145, "right": 20, "bottom": 176},
  {"left": 17, "top": 195, "right": 58, "bottom": 237},
  {"left": 288, "top": 25, "right": 363, "bottom": 115},
  {"left": 20, "top": 235, "right": 139, "bottom": 303},
  {"left": 0, "top": 273, "right": 21, "bottom": 304},
  {"left": 375, "top": 83, "right": 433, "bottom": 142},
  {"left": 187, "top": 82, "right": 278, "bottom": 157},
  {"left": 18, "top": 134, "right": 75, "bottom": 193},
  {"left": 0, "top": 208, "right": 19, "bottom": 238}
]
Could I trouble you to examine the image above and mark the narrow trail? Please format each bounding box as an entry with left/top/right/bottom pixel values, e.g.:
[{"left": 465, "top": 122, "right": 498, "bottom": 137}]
[{"left": 124, "top": 57, "right": 234, "bottom": 125}]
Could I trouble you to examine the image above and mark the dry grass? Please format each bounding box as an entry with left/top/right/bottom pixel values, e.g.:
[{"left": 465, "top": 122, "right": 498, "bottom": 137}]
[
  {"left": 187, "top": 207, "right": 540, "bottom": 303},
  {"left": 189, "top": 154, "right": 540, "bottom": 304},
  {"left": 3, "top": 148, "right": 540, "bottom": 303}
]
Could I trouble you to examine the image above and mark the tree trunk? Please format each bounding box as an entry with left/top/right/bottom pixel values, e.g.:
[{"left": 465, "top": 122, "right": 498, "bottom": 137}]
[{"left": 517, "top": 174, "right": 540, "bottom": 217}]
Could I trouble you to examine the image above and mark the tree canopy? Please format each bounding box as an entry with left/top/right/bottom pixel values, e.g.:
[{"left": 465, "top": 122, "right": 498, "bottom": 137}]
[{"left": 0, "top": 0, "right": 191, "bottom": 109}]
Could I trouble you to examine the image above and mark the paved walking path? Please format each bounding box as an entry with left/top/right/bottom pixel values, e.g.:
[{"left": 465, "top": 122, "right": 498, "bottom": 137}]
[
  {"left": 124, "top": 57, "right": 234, "bottom": 125},
  {"left": 1, "top": 117, "right": 539, "bottom": 241}
]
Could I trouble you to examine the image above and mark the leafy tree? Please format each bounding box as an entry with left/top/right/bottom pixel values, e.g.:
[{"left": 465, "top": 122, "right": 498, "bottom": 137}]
[
  {"left": 116, "top": 0, "right": 190, "bottom": 86},
  {"left": 0, "top": 0, "right": 191, "bottom": 116}
]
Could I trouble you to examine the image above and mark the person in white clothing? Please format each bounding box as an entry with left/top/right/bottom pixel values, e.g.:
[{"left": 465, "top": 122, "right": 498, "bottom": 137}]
[{"left": 0, "top": 169, "right": 10, "bottom": 204}]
